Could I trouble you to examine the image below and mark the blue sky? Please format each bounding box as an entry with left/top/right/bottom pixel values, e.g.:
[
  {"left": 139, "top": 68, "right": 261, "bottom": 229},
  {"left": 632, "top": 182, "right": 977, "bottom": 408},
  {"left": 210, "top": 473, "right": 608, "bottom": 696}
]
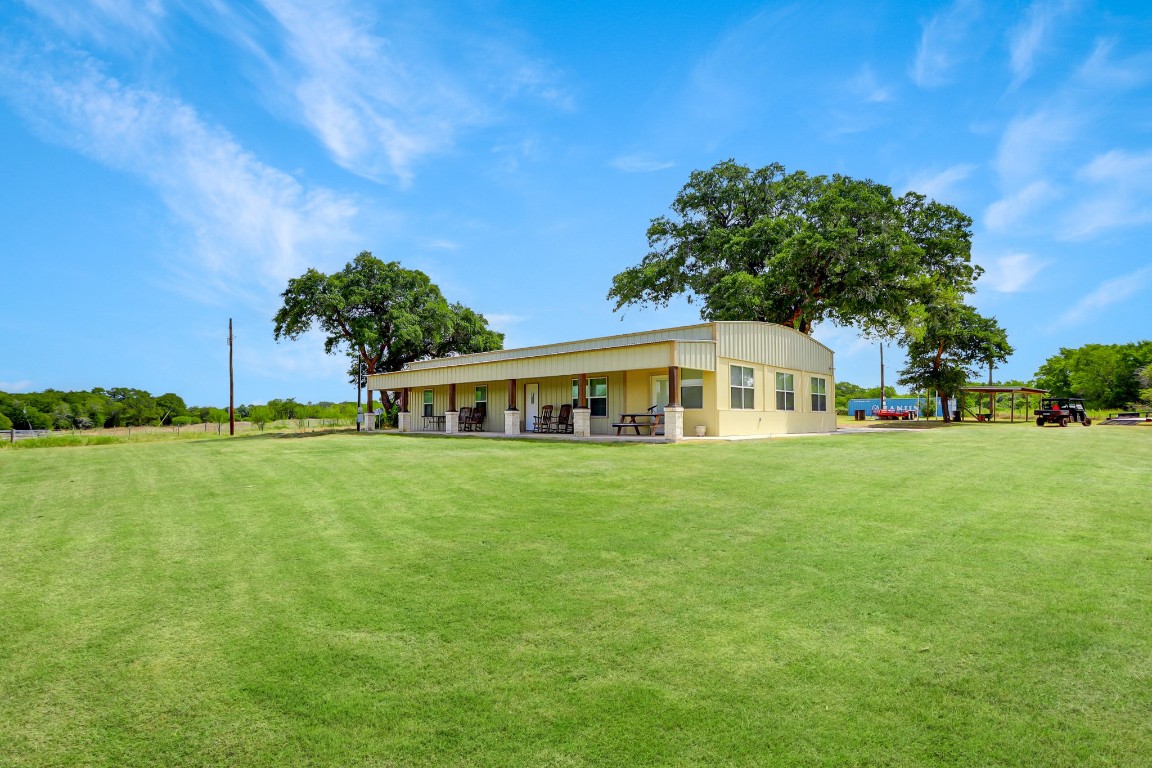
[{"left": 2, "top": 1, "right": 1150, "bottom": 406}]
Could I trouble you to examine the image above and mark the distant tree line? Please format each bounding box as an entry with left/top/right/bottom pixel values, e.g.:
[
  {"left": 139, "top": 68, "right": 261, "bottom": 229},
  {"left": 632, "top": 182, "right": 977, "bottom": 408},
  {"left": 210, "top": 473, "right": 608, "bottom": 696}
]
[
  {"left": 0, "top": 389, "right": 363, "bottom": 432},
  {"left": 1033, "top": 341, "right": 1152, "bottom": 410}
]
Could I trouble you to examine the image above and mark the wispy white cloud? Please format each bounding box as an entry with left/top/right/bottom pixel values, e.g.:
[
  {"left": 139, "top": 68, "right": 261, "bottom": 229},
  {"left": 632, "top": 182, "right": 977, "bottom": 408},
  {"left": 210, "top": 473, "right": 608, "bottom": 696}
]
[
  {"left": 905, "top": 163, "right": 977, "bottom": 201},
  {"left": 1061, "top": 149, "right": 1152, "bottom": 238},
  {"left": 848, "top": 64, "right": 893, "bottom": 103},
  {"left": 978, "top": 252, "right": 1047, "bottom": 292},
  {"left": 21, "top": 0, "right": 166, "bottom": 47},
  {"left": 1007, "top": 0, "right": 1077, "bottom": 88},
  {"left": 1075, "top": 38, "right": 1152, "bottom": 90},
  {"left": 0, "top": 46, "right": 360, "bottom": 298},
  {"left": 483, "top": 313, "right": 527, "bottom": 333},
  {"left": 242, "top": 0, "right": 570, "bottom": 184},
  {"left": 994, "top": 108, "right": 1079, "bottom": 183},
  {"left": 984, "top": 180, "right": 1058, "bottom": 232},
  {"left": 1058, "top": 267, "right": 1152, "bottom": 326},
  {"left": 611, "top": 154, "right": 675, "bottom": 173},
  {"left": 422, "top": 238, "right": 461, "bottom": 251},
  {"left": 911, "top": 0, "right": 982, "bottom": 88},
  {"left": 0, "top": 379, "right": 35, "bottom": 392}
]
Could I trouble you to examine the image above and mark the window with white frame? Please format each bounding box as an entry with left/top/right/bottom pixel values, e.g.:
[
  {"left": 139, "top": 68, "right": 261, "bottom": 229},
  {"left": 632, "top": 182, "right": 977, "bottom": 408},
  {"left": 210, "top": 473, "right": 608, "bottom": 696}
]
[
  {"left": 811, "top": 377, "right": 827, "bottom": 412},
  {"left": 776, "top": 372, "right": 795, "bottom": 411},
  {"left": 474, "top": 385, "right": 487, "bottom": 412},
  {"left": 571, "top": 377, "right": 608, "bottom": 417},
  {"left": 423, "top": 390, "right": 434, "bottom": 417},
  {"left": 681, "top": 369, "right": 704, "bottom": 409},
  {"left": 730, "top": 365, "right": 754, "bottom": 409}
]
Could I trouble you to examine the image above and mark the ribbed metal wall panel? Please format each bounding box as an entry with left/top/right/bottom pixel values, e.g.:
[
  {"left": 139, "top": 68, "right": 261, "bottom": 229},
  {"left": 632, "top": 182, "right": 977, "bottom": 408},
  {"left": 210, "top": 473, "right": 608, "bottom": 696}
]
[
  {"left": 672, "top": 341, "right": 716, "bottom": 371},
  {"left": 714, "top": 322, "right": 834, "bottom": 375},
  {"left": 369, "top": 343, "right": 685, "bottom": 390},
  {"left": 402, "top": 323, "right": 714, "bottom": 371}
]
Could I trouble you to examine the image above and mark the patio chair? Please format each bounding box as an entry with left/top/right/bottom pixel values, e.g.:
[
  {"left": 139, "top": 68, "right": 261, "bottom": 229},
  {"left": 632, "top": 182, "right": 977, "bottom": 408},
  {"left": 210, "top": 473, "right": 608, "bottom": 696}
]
[
  {"left": 533, "top": 404, "right": 554, "bottom": 433},
  {"left": 467, "top": 404, "right": 486, "bottom": 431},
  {"left": 553, "top": 403, "right": 573, "bottom": 434},
  {"left": 458, "top": 406, "right": 472, "bottom": 432}
]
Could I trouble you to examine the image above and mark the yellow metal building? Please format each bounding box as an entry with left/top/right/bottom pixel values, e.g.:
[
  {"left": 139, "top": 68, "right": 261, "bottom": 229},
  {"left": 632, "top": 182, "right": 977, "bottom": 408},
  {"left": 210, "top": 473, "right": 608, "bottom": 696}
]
[{"left": 366, "top": 321, "right": 836, "bottom": 439}]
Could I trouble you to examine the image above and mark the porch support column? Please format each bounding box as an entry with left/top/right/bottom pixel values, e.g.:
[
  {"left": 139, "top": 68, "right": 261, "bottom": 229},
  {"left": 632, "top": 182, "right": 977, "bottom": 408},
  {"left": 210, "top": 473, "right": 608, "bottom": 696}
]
[
  {"left": 397, "top": 388, "right": 412, "bottom": 432},
  {"left": 664, "top": 364, "right": 682, "bottom": 440},
  {"left": 446, "top": 383, "right": 459, "bottom": 433},
  {"left": 504, "top": 378, "right": 520, "bottom": 436},
  {"left": 663, "top": 405, "right": 684, "bottom": 441},
  {"left": 573, "top": 372, "right": 591, "bottom": 437}
]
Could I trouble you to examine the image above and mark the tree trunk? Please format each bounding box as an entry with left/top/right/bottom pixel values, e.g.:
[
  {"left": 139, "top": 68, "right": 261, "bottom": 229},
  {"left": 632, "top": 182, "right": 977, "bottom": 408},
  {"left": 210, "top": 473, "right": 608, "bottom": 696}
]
[{"left": 941, "top": 389, "right": 952, "bottom": 423}]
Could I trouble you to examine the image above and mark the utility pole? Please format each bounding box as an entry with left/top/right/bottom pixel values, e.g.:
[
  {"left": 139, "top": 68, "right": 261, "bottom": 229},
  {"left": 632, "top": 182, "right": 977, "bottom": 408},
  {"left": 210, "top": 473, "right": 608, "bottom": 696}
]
[{"left": 228, "top": 318, "right": 235, "bottom": 436}]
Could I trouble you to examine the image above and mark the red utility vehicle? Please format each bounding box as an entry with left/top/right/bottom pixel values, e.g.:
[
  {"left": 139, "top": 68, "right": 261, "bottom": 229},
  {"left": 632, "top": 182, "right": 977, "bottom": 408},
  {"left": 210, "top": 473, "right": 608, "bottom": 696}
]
[{"left": 1034, "top": 397, "right": 1091, "bottom": 427}]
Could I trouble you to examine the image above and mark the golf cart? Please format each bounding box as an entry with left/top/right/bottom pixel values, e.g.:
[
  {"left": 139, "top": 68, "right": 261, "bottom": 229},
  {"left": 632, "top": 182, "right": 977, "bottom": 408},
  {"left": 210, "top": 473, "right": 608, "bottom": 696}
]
[{"left": 1034, "top": 397, "right": 1091, "bottom": 427}]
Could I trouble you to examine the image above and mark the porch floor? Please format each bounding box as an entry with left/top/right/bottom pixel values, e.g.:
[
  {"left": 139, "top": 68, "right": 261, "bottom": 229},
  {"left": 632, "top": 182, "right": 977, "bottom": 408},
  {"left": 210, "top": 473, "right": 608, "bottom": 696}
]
[{"left": 378, "top": 427, "right": 873, "bottom": 443}]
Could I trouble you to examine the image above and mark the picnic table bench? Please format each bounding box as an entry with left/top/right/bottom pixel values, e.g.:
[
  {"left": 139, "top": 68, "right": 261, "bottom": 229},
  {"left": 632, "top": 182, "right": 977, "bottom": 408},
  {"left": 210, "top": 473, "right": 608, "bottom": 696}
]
[{"left": 612, "top": 412, "right": 663, "bottom": 436}]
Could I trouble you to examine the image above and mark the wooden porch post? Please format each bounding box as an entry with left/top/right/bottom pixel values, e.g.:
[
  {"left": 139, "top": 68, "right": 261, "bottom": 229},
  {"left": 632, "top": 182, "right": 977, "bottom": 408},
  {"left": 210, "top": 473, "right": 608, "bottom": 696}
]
[
  {"left": 578, "top": 373, "right": 587, "bottom": 408},
  {"left": 668, "top": 366, "right": 680, "bottom": 407},
  {"left": 449, "top": 383, "right": 456, "bottom": 412},
  {"left": 508, "top": 379, "right": 517, "bottom": 410},
  {"left": 400, "top": 387, "right": 409, "bottom": 413}
]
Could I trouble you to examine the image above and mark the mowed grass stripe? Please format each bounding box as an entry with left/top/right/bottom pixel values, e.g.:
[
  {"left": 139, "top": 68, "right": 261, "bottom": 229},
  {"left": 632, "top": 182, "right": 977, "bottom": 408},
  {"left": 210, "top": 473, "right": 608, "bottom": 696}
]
[{"left": 1, "top": 427, "right": 1150, "bottom": 766}]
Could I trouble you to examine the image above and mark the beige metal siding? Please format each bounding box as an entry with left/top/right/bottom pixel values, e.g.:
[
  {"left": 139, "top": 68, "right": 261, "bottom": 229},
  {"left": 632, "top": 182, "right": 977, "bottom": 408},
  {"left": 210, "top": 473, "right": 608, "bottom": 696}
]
[
  {"left": 369, "top": 342, "right": 688, "bottom": 390},
  {"left": 672, "top": 340, "right": 716, "bottom": 371},
  {"left": 714, "top": 322, "right": 834, "bottom": 376},
  {"left": 402, "top": 323, "right": 714, "bottom": 371}
]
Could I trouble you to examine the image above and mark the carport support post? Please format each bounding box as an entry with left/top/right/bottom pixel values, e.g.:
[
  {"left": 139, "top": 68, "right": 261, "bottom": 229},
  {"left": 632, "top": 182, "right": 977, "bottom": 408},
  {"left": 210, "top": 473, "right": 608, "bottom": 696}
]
[
  {"left": 446, "top": 384, "right": 458, "bottom": 434},
  {"left": 504, "top": 378, "right": 520, "bottom": 435},
  {"left": 573, "top": 372, "right": 591, "bottom": 437}
]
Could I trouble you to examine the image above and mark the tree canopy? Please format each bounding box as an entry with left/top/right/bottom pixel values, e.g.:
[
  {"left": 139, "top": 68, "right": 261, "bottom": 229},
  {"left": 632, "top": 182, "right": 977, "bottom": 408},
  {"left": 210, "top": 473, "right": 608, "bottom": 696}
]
[
  {"left": 897, "top": 299, "right": 1013, "bottom": 422},
  {"left": 273, "top": 252, "right": 504, "bottom": 409},
  {"left": 607, "top": 160, "right": 980, "bottom": 334},
  {"left": 1033, "top": 341, "right": 1152, "bottom": 409}
]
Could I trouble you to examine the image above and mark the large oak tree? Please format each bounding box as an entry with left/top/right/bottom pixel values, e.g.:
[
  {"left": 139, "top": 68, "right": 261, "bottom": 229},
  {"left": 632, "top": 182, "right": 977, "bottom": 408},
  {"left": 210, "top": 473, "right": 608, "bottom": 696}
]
[
  {"left": 273, "top": 252, "right": 503, "bottom": 410},
  {"left": 607, "top": 160, "right": 980, "bottom": 335}
]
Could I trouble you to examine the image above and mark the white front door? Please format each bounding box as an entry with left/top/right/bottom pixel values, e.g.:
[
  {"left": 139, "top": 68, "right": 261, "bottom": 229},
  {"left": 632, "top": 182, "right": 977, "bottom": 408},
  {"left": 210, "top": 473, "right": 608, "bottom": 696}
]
[
  {"left": 525, "top": 383, "right": 539, "bottom": 432},
  {"left": 651, "top": 376, "right": 669, "bottom": 414}
]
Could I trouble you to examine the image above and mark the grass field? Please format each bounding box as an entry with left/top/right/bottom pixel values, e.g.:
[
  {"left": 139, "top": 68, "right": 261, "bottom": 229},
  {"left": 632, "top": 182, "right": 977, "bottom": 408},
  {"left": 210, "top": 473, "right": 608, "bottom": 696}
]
[{"left": 2, "top": 426, "right": 1150, "bottom": 766}]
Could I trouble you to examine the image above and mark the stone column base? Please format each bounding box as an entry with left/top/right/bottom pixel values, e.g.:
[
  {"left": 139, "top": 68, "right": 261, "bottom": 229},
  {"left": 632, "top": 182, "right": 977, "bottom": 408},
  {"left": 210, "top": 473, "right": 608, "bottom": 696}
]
[
  {"left": 445, "top": 411, "right": 459, "bottom": 434},
  {"left": 504, "top": 409, "right": 521, "bottom": 435},
  {"left": 573, "top": 407, "right": 591, "bottom": 437},
  {"left": 397, "top": 411, "right": 412, "bottom": 433},
  {"left": 663, "top": 405, "right": 684, "bottom": 441}
]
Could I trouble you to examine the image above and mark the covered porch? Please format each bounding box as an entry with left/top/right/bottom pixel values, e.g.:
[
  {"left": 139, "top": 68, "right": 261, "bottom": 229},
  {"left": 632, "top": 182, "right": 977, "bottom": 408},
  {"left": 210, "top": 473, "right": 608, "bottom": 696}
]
[{"left": 367, "top": 334, "right": 718, "bottom": 442}]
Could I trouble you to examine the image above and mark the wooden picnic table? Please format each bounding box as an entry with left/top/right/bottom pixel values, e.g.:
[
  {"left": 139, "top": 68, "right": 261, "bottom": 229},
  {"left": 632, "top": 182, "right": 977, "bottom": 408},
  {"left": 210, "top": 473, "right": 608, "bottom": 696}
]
[{"left": 612, "top": 412, "right": 663, "bottom": 436}]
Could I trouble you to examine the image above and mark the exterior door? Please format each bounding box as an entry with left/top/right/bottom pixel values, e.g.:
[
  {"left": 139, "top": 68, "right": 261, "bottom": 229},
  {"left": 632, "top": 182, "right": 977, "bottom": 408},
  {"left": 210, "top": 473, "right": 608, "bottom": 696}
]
[
  {"left": 651, "top": 375, "right": 669, "bottom": 413},
  {"left": 524, "top": 383, "right": 539, "bottom": 432}
]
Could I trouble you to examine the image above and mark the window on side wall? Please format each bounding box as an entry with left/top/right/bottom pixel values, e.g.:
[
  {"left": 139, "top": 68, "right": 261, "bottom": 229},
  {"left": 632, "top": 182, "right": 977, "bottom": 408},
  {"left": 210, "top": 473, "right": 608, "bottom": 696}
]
[
  {"left": 474, "top": 386, "right": 487, "bottom": 414},
  {"left": 730, "top": 365, "right": 754, "bottom": 409},
  {"left": 811, "top": 377, "right": 827, "bottom": 412},
  {"left": 571, "top": 377, "right": 608, "bottom": 417},
  {"left": 423, "top": 390, "right": 434, "bottom": 417},
  {"left": 776, "top": 372, "right": 795, "bottom": 411},
  {"left": 681, "top": 369, "right": 704, "bottom": 409}
]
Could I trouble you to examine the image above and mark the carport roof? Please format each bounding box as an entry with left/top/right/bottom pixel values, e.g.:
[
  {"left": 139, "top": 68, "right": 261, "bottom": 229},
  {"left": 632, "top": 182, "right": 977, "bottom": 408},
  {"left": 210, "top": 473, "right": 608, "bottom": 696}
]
[{"left": 961, "top": 386, "right": 1049, "bottom": 395}]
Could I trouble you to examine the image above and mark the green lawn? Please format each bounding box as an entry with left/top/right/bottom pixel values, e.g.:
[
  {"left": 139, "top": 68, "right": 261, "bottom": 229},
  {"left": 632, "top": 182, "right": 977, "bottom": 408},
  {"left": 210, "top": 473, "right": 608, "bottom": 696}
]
[{"left": 2, "top": 426, "right": 1150, "bottom": 766}]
